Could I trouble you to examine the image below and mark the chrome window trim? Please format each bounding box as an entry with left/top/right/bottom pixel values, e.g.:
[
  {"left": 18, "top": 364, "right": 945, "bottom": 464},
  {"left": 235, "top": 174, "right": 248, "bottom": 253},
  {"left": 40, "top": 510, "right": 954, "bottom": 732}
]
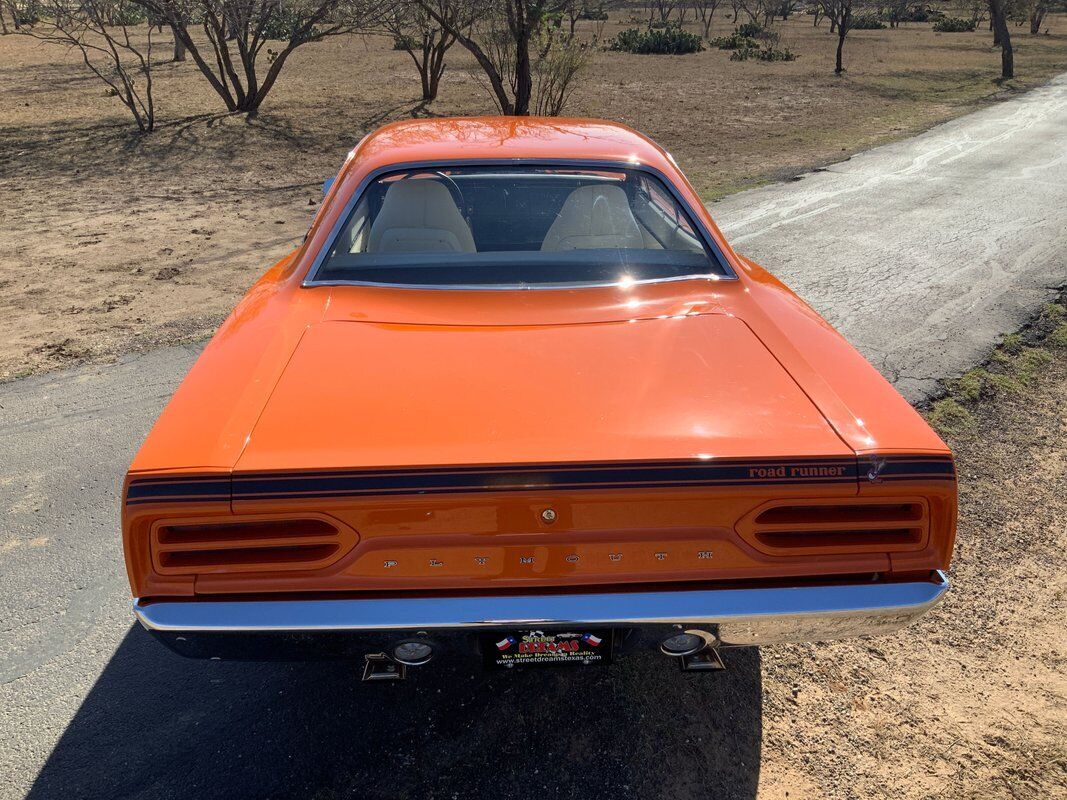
[
  {"left": 301, "top": 158, "right": 739, "bottom": 290},
  {"left": 302, "top": 272, "right": 727, "bottom": 293}
]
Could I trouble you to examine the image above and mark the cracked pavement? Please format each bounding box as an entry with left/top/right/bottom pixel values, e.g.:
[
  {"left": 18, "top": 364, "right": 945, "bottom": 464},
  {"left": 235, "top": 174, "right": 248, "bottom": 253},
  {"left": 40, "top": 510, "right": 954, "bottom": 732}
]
[{"left": 2, "top": 75, "right": 1067, "bottom": 799}]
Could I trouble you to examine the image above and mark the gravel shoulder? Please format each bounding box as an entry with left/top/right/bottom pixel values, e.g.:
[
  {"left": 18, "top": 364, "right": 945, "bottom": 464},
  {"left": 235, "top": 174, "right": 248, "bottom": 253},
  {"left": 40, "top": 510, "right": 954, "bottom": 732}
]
[{"left": 758, "top": 303, "right": 1067, "bottom": 798}]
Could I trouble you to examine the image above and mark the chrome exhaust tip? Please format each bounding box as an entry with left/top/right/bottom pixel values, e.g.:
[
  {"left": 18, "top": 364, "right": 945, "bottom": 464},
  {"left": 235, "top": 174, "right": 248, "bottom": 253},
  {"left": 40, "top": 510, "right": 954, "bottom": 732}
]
[
  {"left": 391, "top": 638, "right": 436, "bottom": 666},
  {"left": 660, "top": 629, "right": 716, "bottom": 657}
]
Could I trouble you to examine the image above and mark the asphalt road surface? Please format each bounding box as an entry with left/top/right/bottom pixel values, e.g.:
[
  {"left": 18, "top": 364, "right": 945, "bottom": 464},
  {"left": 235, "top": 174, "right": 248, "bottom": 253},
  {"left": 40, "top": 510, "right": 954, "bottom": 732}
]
[
  {"left": 2, "top": 76, "right": 1066, "bottom": 800},
  {"left": 713, "top": 73, "right": 1067, "bottom": 401}
]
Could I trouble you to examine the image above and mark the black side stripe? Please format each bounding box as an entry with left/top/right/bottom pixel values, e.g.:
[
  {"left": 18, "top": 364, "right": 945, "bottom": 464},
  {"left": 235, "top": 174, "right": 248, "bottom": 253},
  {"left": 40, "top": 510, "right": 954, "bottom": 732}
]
[
  {"left": 125, "top": 455, "right": 955, "bottom": 505},
  {"left": 125, "top": 477, "right": 230, "bottom": 502},
  {"left": 126, "top": 458, "right": 850, "bottom": 505},
  {"left": 865, "top": 456, "right": 956, "bottom": 482}
]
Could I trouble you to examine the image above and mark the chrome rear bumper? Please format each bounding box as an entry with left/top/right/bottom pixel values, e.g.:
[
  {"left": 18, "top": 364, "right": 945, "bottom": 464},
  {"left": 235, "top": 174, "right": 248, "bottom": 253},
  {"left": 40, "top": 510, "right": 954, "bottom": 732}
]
[{"left": 134, "top": 572, "right": 948, "bottom": 658}]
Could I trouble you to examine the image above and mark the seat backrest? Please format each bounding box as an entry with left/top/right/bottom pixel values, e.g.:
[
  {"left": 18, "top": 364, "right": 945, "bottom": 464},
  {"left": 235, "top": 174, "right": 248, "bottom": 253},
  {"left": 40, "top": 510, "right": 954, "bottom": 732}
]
[
  {"left": 541, "top": 185, "right": 645, "bottom": 251},
  {"left": 368, "top": 180, "right": 476, "bottom": 254}
]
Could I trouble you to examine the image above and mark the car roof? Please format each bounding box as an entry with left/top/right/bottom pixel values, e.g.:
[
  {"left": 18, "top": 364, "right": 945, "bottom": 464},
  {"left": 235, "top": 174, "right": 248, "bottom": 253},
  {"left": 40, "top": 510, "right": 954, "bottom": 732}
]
[{"left": 353, "top": 117, "right": 675, "bottom": 173}]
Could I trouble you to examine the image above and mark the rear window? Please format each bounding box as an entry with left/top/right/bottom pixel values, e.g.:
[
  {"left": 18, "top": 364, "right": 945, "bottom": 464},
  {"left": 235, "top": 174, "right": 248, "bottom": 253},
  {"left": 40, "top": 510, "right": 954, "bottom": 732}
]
[{"left": 312, "top": 165, "right": 724, "bottom": 288}]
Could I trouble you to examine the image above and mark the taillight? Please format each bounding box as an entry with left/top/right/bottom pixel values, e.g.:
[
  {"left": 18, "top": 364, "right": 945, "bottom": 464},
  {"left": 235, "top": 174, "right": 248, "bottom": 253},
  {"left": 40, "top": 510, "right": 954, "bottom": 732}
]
[
  {"left": 737, "top": 500, "right": 929, "bottom": 555},
  {"left": 151, "top": 517, "right": 357, "bottom": 574}
]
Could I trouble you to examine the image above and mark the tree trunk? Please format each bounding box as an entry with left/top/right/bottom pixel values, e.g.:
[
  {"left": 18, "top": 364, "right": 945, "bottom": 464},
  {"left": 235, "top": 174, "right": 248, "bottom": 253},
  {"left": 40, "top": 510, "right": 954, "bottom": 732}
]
[
  {"left": 428, "top": 37, "right": 448, "bottom": 102},
  {"left": 835, "top": 23, "right": 846, "bottom": 74},
  {"left": 990, "top": 0, "right": 1013, "bottom": 77},
  {"left": 426, "top": 64, "right": 442, "bottom": 101},
  {"left": 1029, "top": 10, "right": 1044, "bottom": 34},
  {"left": 172, "top": 26, "right": 186, "bottom": 62},
  {"left": 514, "top": 34, "right": 532, "bottom": 115},
  {"left": 510, "top": 1, "right": 533, "bottom": 116}
]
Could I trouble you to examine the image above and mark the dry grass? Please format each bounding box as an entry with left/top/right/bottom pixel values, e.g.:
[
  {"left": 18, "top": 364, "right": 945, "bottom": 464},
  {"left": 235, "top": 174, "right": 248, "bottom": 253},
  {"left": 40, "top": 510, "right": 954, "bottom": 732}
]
[{"left": 1, "top": 12, "right": 1066, "bottom": 377}]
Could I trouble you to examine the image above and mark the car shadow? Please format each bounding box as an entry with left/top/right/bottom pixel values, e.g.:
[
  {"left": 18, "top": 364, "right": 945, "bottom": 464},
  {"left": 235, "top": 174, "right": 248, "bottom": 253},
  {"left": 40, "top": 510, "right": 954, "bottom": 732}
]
[{"left": 27, "top": 625, "right": 762, "bottom": 799}]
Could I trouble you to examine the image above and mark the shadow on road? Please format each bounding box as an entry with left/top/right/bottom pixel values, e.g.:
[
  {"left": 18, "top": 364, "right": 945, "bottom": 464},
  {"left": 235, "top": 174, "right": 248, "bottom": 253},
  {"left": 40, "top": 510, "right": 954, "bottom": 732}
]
[{"left": 27, "top": 625, "right": 762, "bottom": 799}]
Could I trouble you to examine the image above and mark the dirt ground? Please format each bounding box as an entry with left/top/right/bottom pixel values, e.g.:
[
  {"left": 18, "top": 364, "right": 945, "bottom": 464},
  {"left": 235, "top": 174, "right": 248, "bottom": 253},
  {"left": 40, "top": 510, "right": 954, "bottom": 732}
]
[
  {"left": 1, "top": 13, "right": 1067, "bottom": 378},
  {"left": 758, "top": 311, "right": 1067, "bottom": 798}
]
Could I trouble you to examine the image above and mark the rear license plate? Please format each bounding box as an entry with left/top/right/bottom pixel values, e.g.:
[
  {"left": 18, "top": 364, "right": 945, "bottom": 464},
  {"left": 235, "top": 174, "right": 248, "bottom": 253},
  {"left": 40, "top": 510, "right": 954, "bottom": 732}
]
[{"left": 482, "top": 629, "right": 613, "bottom": 669}]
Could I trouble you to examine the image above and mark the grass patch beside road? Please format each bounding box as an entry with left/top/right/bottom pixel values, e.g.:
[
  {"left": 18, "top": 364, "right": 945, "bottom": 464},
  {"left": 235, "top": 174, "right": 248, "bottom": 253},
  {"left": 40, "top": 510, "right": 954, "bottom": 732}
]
[{"left": 926, "top": 295, "right": 1067, "bottom": 434}]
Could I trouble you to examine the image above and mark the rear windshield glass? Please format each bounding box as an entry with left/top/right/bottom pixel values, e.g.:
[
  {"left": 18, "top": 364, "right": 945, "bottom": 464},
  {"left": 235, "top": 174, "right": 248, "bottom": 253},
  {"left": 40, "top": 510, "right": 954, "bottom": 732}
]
[{"left": 313, "top": 166, "right": 724, "bottom": 288}]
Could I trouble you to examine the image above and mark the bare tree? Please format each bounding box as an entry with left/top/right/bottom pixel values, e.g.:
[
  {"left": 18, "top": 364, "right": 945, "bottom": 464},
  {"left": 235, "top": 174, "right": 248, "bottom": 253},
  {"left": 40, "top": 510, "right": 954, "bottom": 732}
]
[
  {"left": 563, "top": 0, "right": 580, "bottom": 34},
  {"left": 648, "top": 0, "right": 682, "bottom": 22},
  {"left": 3, "top": 0, "right": 40, "bottom": 31},
  {"left": 1027, "top": 0, "right": 1050, "bottom": 33},
  {"left": 821, "top": 0, "right": 854, "bottom": 74},
  {"left": 532, "top": 17, "right": 589, "bottom": 114},
  {"left": 692, "top": 0, "right": 722, "bottom": 37},
  {"left": 776, "top": 0, "right": 801, "bottom": 18},
  {"left": 737, "top": 0, "right": 777, "bottom": 26},
  {"left": 416, "top": 0, "right": 573, "bottom": 115},
  {"left": 881, "top": 0, "right": 907, "bottom": 27},
  {"left": 26, "top": 0, "right": 156, "bottom": 132},
  {"left": 384, "top": 0, "right": 459, "bottom": 102},
  {"left": 987, "top": 0, "right": 1013, "bottom": 77},
  {"left": 959, "top": 0, "right": 986, "bottom": 26},
  {"left": 131, "top": 0, "right": 381, "bottom": 114},
  {"left": 144, "top": 7, "right": 189, "bottom": 60}
]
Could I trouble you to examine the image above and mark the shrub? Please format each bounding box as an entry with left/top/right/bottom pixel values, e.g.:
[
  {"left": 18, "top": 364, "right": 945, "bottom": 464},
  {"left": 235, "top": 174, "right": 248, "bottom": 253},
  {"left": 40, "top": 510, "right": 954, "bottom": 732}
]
[
  {"left": 120, "top": 2, "right": 147, "bottom": 24},
  {"left": 933, "top": 16, "right": 976, "bottom": 32},
  {"left": 610, "top": 24, "right": 704, "bottom": 54},
  {"left": 736, "top": 21, "right": 763, "bottom": 37},
  {"left": 392, "top": 34, "right": 418, "bottom": 51},
  {"left": 533, "top": 29, "right": 592, "bottom": 115},
  {"left": 261, "top": 4, "right": 308, "bottom": 40},
  {"left": 902, "top": 5, "right": 942, "bottom": 22},
  {"left": 850, "top": 13, "right": 886, "bottom": 29},
  {"left": 11, "top": 0, "right": 41, "bottom": 25},
  {"left": 579, "top": 7, "right": 608, "bottom": 20},
  {"left": 730, "top": 44, "right": 797, "bottom": 61},
  {"left": 709, "top": 32, "right": 758, "bottom": 49},
  {"left": 649, "top": 18, "right": 668, "bottom": 29}
]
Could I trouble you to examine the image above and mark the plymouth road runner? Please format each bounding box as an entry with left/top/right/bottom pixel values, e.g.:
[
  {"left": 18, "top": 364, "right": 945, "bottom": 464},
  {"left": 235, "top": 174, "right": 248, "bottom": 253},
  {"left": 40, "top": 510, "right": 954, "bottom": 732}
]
[{"left": 124, "top": 118, "right": 955, "bottom": 678}]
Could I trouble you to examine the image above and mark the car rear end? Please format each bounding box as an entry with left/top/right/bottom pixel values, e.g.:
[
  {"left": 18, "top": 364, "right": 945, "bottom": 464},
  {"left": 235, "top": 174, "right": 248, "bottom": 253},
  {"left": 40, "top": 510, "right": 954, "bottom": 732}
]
[
  {"left": 123, "top": 122, "right": 955, "bottom": 676},
  {"left": 124, "top": 452, "right": 954, "bottom": 675}
]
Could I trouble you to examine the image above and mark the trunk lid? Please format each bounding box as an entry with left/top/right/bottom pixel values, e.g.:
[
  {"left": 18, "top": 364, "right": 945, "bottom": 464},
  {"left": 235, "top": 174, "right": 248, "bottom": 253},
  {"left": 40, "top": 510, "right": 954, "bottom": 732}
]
[{"left": 233, "top": 314, "right": 851, "bottom": 474}]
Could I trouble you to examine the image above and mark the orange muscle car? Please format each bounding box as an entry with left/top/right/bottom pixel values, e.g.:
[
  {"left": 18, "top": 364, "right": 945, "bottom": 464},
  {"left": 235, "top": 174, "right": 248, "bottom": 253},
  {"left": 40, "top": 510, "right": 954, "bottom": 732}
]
[{"left": 124, "top": 118, "right": 954, "bottom": 677}]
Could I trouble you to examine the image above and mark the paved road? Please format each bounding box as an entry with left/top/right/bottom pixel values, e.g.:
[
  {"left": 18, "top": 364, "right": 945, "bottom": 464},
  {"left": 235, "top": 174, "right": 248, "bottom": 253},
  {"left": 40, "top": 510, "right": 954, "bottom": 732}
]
[
  {"left": 2, "top": 76, "right": 1066, "bottom": 799},
  {"left": 714, "top": 73, "right": 1067, "bottom": 400}
]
